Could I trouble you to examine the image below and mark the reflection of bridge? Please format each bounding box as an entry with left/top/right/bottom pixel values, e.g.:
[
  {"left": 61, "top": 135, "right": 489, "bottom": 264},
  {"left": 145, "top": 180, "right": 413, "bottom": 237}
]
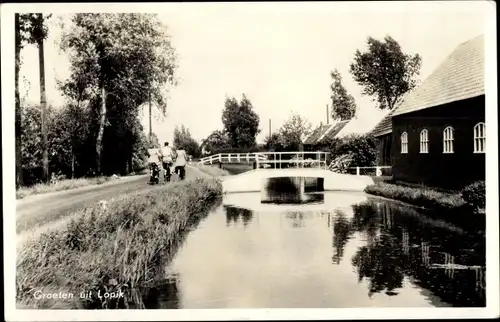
[{"left": 199, "top": 151, "right": 375, "bottom": 193}]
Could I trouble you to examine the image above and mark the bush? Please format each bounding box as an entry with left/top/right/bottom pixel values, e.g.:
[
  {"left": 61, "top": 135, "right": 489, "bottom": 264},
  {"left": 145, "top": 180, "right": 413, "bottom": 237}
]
[
  {"left": 310, "top": 134, "right": 377, "bottom": 168},
  {"left": 461, "top": 181, "right": 486, "bottom": 210}
]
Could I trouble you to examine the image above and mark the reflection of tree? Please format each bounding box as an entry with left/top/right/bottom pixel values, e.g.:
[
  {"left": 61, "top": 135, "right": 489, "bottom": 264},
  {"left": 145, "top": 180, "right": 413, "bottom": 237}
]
[
  {"left": 285, "top": 211, "right": 305, "bottom": 228},
  {"left": 351, "top": 202, "right": 380, "bottom": 244},
  {"left": 332, "top": 210, "right": 352, "bottom": 264},
  {"left": 349, "top": 200, "right": 486, "bottom": 306},
  {"left": 142, "top": 274, "right": 180, "bottom": 309},
  {"left": 224, "top": 205, "right": 253, "bottom": 227},
  {"left": 351, "top": 232, "right": 405, "bottom": 297}
]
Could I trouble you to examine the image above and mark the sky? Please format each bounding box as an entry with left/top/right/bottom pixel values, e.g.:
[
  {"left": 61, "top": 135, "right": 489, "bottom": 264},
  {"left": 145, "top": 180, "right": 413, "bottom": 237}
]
[{"left": 18, "top": 1, "right": 491, "bottom": 145}]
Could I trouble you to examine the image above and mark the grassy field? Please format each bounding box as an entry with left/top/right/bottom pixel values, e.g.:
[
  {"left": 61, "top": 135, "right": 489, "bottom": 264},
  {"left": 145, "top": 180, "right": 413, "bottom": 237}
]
[
  {"left": 16, "top": 170, "right": 147, "bottom": 200},
  {"left": 16, "top": 176, "right": 222, "bottom": 309}
]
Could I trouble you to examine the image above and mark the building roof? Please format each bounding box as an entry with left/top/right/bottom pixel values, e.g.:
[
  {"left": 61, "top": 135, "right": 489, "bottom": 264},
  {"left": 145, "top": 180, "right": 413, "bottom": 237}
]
[
  {"left": 303, "top": 121, "right": 349, "bottom": 145},
  {"left": 392, "top": 34, "right": 485, "bottom": 117},
  {"left": 370, "top": 110, "right": 394, "bottom": 137}
]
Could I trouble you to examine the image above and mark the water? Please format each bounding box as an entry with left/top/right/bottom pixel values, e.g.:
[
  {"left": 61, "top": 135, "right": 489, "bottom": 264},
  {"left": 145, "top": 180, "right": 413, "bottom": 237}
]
[{"left": 144, "top": 178, "right": 486, "bottom": 308}]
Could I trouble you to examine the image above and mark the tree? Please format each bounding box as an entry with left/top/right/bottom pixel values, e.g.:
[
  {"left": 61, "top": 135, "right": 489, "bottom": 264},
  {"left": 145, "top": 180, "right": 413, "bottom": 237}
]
[
  {"left": 221, "top": 95, "right": 260, "bottom": 149},
  {"left": 278, "top": 114, "right": 312, "bottom": 150},
  {"left": 15, "top": 13, "right": 51, "bottom": 186},
  {"left": 201, "top": 130, "right": 231, "bottom": 155},
  {"left": 264, "top": 133, "right": 284, "bottom": 151},
  {"left": 60, "top": 13, "right": 178, "bottom": 174},
  {"left": 349, "top": 35, "right": 421, "bottom": 110},
  {"left": 148, "top": 132, "right": 160, "bottom": 149},
  {"left": 173, "top": 125, "right": 200, "bottom": 157},
  {"left": 330, "top": 69, "right": 356, "bottom": 121}
]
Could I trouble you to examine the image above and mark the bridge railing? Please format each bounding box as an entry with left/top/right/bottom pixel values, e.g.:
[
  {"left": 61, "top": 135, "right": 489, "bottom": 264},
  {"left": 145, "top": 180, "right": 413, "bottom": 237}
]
[
  {"left": 346, "top": 166, "right": 392, "bottom": 177},
  {"left": 198, "top": 153, "right": 267, "bottom": 165},
  {"left": 255, "top": 151, "right": 330, "bottom": 170}
]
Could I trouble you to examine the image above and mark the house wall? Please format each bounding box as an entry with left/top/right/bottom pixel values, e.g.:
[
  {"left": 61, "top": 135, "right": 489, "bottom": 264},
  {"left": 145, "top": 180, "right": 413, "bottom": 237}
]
[
  {"left": 375, "top": 133, "right": 392, "bottom": 166},
  {"left": 391, "top": 96, "right": 485, "bottom": 190}
]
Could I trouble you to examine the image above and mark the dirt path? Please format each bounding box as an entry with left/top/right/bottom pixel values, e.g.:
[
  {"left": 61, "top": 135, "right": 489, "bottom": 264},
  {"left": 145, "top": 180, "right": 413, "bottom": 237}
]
[{"left": 16, "top": 166, "right": 212, "bottom": 246}]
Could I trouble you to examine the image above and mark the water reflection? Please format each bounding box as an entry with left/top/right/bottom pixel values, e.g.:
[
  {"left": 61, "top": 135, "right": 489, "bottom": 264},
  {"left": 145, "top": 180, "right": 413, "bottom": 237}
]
[
  {"left": 261, "top": 177, "right": 324, "bottom": 205},
  {"left": 224, "top": 205, "right": 254, "bottom": 227},
  {"left": 142, "top": 275, "right": 180, "bottom": 309},
  {"left": 348, "top": 200, "right": 486, "bottom": 306},
  {"left": 154, "top": 192, "right": 485, "bottom": 308}
]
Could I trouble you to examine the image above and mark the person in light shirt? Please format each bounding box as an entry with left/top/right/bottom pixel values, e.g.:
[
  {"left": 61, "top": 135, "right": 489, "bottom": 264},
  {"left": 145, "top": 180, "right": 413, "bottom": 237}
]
[
  {"left": 173, "top": 148, "right": 188, "bottom": 180},
  {"left": 160, "top": 142, "right": 176, "bottom": 182}
]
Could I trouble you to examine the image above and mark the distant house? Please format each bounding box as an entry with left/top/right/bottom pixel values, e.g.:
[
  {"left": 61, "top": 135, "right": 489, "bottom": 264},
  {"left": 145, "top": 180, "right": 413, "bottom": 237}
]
[
  {"left": 378, "top": 34, "right": 485, "bottom": 190},
  {"left": 303, "top": 121, "right": 350, "bottom": 148}
]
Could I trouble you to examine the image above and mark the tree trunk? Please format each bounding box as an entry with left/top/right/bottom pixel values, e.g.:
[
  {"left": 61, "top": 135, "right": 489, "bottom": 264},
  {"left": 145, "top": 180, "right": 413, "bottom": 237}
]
[
  {"left": 15, "top": 14, "right": 23, "bottom": 188},
  {"left": 71, "top": 148, "right": 75, "bottom": 179},
  {"left": 96, "top": 86, "right": 106, "bottom": 175},
  {"left": 38, "top": 16, "right": 49, "bottom": 183}
]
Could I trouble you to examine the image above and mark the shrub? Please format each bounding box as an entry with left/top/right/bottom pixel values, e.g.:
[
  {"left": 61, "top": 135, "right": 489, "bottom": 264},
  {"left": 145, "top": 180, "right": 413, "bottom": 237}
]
[
  {"left": 461, "top": 181, "right": 486, "bottom": 210},
  {"left": 311, "top": 134, "right": 377, "bottom": 168}
]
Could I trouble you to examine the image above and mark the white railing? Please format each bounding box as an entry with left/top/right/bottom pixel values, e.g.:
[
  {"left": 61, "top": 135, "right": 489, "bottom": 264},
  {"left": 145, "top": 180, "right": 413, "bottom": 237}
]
[
  {"left": 255, "top": 151, "right": 330, "bottom": 170},
  {"left": 198, "top": 153, "right": 267, "bottom": 165},
  {"left": 346, "top": 166, "right": 392, "bottom": 177}
]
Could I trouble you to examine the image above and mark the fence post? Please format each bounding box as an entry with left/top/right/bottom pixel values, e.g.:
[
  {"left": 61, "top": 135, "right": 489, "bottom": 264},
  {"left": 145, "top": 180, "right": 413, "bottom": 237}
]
[
  {"left": 256, "top": 153, "right": 260, "bottom": 169},
  {"left": 218, "top": 154, "right": 222, "bottom": 163},
  {"left": 246, "top": 153, "right": 249, "bottom": 163},
  {"left": 237, "top": 154, "right": 240, "bottom": 162},
  {"left": 356, "top": 167, "right": 360, "bottom": 176},
  {"left": 376, "top": 166, "right": 382, "bottom": 177}
]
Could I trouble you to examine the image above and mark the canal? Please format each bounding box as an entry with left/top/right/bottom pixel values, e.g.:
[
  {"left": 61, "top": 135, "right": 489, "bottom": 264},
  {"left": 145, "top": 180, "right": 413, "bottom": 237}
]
[{"left": 142, "top": 177, "right": 486, "bottom": 309}]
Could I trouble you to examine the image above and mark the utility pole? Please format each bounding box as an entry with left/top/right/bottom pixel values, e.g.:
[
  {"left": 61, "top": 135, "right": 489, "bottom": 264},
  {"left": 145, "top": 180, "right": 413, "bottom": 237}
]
[
  {"left": 38, "top": 14, "right": 49, "bottom": 183},
  {"left": 268, "top": 118, "right": 271, "bottom": 138},
  {"left": 148, "top": 92, "right": 152, "bottom": 146},
  {"left": 326, "top": 104, "right": 329, "bottom": 125}
]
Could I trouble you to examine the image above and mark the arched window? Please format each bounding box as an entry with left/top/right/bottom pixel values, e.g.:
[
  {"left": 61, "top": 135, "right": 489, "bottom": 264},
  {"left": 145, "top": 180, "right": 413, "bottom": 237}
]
[
  {"left": 420, "top": 129, "right": 429, "bottom": 153},
  {"left": 474, "top": 122, "right": 485, "bottom": 153},
  {"left": 443, "top": 127, "right": 454, "bottom": 153},
  {"left": 401, "top": 132, "right": 408, "bottom": 154}
]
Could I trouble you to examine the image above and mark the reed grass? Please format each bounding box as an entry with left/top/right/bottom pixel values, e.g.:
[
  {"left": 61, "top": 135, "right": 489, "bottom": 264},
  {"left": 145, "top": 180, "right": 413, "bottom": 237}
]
[{"left": 16, "top": 177, "right": 222, "bottom": 309}]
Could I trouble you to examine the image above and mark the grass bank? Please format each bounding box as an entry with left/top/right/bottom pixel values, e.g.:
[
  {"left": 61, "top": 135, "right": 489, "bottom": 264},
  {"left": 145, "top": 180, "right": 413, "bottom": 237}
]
[
  {"left": 16, "top": 176, "right": 222, "bottom": 309},
  {"left": 194, "top": 164, "right": 232, "bottom": 177},
  {"left": 364, "top": 182, "right": 485, "bottom": 230}
]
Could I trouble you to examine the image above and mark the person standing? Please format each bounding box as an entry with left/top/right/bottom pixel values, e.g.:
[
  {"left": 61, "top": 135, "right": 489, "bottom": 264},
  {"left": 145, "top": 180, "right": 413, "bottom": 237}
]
[
  {"left": 160, "top": 142, "right": 176, "bottom": 182},
  {"left": 173, "top": 148, "right": 188, "bottom": 180}
]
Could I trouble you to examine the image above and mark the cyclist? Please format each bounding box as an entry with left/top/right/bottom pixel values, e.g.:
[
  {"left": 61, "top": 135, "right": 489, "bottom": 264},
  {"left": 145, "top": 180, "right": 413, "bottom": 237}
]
[{"left": 160, "top": 141, "right": 176, "bottom": 182}]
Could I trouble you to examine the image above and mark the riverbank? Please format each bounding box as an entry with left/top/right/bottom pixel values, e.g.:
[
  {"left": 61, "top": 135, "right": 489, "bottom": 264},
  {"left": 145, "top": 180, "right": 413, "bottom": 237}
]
[
  {"left": 364, "top": 182, "right": 485, "bottom": 231},
  {"left": 16, "top": 176, "right": 222, "bottom": 309},
  {"left": 194, "top": 164, "right": 232, "bottom": 177},
  {"left": 16, "top": 170, "right": 148, "bottom": 200}
]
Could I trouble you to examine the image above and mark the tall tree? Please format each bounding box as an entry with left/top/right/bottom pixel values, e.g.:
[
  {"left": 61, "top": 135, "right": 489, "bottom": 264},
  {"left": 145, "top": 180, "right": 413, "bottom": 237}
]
[
  {"left": 148, "top": 132, "right": 160, "bottom": 149},
  {"left": 60, "top": 13, "right": 177, "bottom": 174},
  {"left": 201, "top": 130, "right": 231, "bottom": 155},
  {"left": 278, "top": 114, "right": 312, "bottom": 151},
  {"left": 330, "top": 69, "right": 357, "bottom": 121},
  {"left": 221, "top": 94, "right": 260, "bottom": 149},
  {"left": 173, "top": 125, "right": 200, "bottom": 157},
  {"left": 349, "top": 35, "right": 421, "bottom": 110},
  {"left": 15, "top": 14, "right": 23, "bottom": 188},
  {"left": 15, "top": 14, "right": 51, "bottom": 186}
]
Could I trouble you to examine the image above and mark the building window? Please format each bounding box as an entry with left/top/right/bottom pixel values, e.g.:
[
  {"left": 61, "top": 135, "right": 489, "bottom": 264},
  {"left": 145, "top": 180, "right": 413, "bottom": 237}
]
[
  {"left": 420, "top": 129, "right": 429, "bottom": 153},
  {"left": 443, "top": 126, "right": 454, "bottom": 153},
  {"left": 474, "top": 122, "right": 485, "bottom": 153},
  {"left": 401, "top": 132, "right": 408, "bottom": 154}
]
